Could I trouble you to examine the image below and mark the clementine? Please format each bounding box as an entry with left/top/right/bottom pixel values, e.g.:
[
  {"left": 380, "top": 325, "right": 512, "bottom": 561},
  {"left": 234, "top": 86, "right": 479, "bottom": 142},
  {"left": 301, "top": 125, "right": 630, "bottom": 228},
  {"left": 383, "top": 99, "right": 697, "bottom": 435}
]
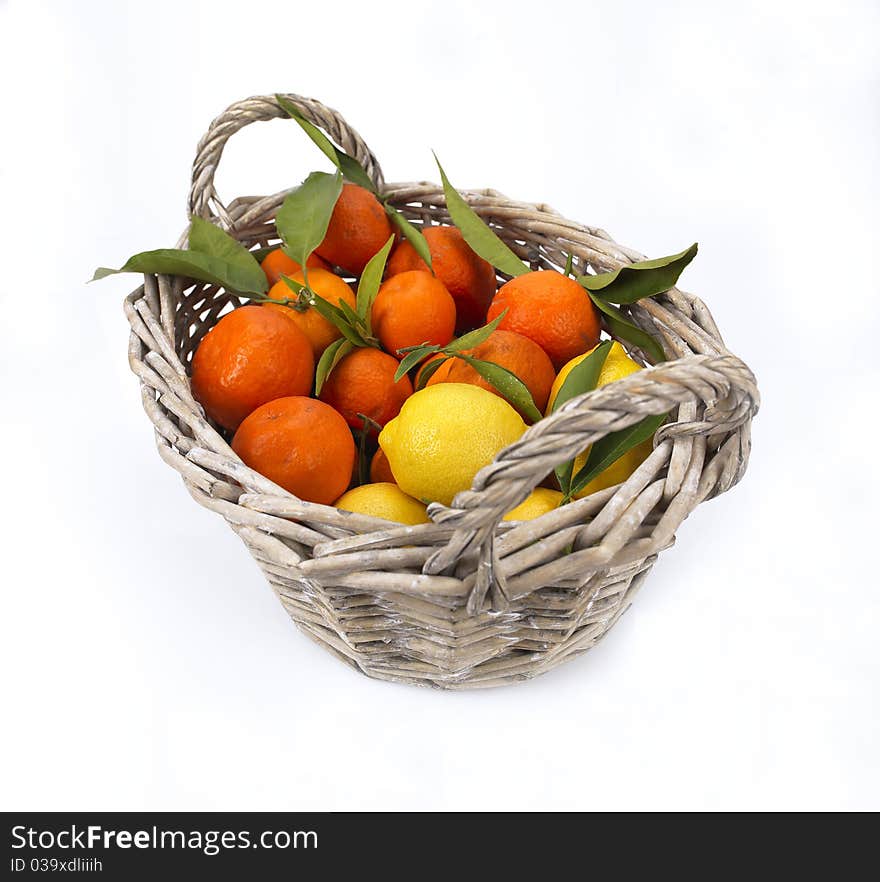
[
  {"left": 386, "top": 226, "right": 497, "bottom": 333},
  {"left": 372, "top": 271, "right": 456, "bottom": 356},
  {"left": 264, "top": 268, "right": 356, "bottom": 357},
  {"left": 315, "top": 183, "right": 394, "bottom": 275},
  {"left": 486, "top": 270, "right": 600, "bottom": 369},
  {"left": 320, "top": 347, "right": 412, "bottom": 433},
  {"left": 190, "top": 305, "right": 314, "bottom": 431},
  {"left": 426, "top": 329, "right": 555, "bottom": 417},
  {"left": 260, "top": 248, "right": 328, "bottom": 286},
  {"left": 232, "top": 397, "right": 355, "bottom": 505}
]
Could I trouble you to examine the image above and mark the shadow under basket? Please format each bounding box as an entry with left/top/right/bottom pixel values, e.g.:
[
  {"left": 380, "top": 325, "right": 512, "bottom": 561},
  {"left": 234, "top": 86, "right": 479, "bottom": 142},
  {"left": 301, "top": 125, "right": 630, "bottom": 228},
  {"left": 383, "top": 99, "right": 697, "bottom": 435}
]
[{"left": 124, "top": 93, "right": 760, "bottom": 689}]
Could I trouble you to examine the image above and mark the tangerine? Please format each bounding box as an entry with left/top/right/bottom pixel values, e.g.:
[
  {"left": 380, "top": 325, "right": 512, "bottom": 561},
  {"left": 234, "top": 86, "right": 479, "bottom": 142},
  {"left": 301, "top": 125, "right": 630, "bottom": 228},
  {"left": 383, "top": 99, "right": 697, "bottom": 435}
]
[{"left": 372, "top": 271, "right": 456, "bottom": 356}]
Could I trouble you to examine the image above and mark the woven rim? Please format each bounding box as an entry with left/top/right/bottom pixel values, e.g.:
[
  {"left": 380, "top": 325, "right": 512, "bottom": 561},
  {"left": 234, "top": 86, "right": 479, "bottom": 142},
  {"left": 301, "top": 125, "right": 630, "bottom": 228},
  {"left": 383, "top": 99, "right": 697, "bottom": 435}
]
[{"left": 126, "top": 93, "right": 759, "bottom": 630}]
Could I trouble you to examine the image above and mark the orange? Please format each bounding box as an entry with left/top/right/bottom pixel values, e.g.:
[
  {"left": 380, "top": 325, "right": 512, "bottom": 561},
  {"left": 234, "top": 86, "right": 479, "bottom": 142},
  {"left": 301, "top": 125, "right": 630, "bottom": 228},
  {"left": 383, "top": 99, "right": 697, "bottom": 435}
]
[
  {"left": 232, "top": 397, "right": 355, "bottom": 505},
  {"left": 264, "top": 268, "right": 356, "bottom": 358},
  {"left": 315, "top": 183, "right": 394, "bottom": 275},
  {"left": 486, "top": 270, "right": 600, "bottom": 369},
  {"left": 370, "top": 447, "right": 397, "bottom": 483},
  {"left": 426, "top": 329, "right": 555, "bottom": 418},
  {"left": 191, "top": 305, "right": 314, "bottom": 431},
  {"left": 260, "top": 249, "right": 328, "bottom": 286},
  {"left": 372, "top": 271, "right": 456, "bottom": 356},
  {"left": 386, "top": 226, "right": 497, "bottom": 333},
  {"left": 320, "top": 347, "right": 413, "bottom": 433}
]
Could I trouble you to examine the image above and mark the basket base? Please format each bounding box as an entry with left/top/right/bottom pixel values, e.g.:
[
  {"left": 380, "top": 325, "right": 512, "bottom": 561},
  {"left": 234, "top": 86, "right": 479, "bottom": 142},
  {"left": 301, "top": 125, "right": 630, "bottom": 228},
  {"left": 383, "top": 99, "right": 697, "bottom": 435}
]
[{"left": 263, "top": 555, "right": 658, "bottom": 690}]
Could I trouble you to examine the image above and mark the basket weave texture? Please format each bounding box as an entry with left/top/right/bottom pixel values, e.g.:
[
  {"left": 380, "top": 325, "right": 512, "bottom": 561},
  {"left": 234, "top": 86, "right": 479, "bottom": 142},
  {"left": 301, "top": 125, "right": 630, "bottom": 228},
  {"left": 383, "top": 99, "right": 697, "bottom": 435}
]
[{"left": 125, "top": 93, "right": 760, "bottom": 689}]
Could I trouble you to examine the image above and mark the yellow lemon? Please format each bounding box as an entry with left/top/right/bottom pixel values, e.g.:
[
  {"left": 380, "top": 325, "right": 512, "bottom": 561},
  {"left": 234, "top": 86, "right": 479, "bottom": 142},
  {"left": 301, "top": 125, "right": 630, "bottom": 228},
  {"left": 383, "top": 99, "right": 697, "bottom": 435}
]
[
  {"left": 334, "top": 482, "right": 429, "bottom": 525},
  {"left": 379, "top": 384, "right": 527, "bottom": 506},
  {"left": 546, "top": 341, "right": 653, "bottom": 498},
  {"left": 503, "top": 488, "right": 564, "bottom": 521}
]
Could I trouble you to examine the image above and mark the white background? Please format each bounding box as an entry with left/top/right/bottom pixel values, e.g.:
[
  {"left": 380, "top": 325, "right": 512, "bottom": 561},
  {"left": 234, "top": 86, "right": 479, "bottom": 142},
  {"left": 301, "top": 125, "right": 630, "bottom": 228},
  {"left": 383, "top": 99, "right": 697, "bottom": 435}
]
[{"left": 1, "top": 0, "right": 877, "bottom": 811}]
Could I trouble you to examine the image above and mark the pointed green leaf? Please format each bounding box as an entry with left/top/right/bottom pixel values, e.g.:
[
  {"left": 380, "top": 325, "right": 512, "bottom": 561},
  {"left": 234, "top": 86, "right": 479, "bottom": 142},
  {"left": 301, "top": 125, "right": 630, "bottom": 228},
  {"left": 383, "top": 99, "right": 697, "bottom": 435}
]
[
  {"left": 589, "top": 294, "right": 666, "bottom": 364},
  {"left": 307, "top": 291, "right": 367, "bottom": 347},
  {"left": 568, "top": 413, "right": 667, "bottom": 497},
  {"left": 577, "top": 243, "right": 697, "bottom": 304},
  {"left": 249, "top": 246, "right": 275, "bottom": 263},
  {"left": 275, "top": 94, "right": 377, "bottom": 193},
  {"left": 434, "top": 154, "right": 528, "bottom": 278},
  {"left": 563, "top": 252, "right": 574, "bottom": 278},
  {"left": 357, "top": 234, "right": 395, "bottom": 332},
  {"left": 394, "top": 345, "right": 439, "bottom": 381},
  {"left": 338, "top": 298, "right": 364, "bottom": 329},
  {"left": 549, "top": 338, "right": 613, "bottom": 495},
  {"left": 276, "top": 171, "right": 343, "bottom": 269},
  {"left": 458, "top": 355, "right": 542, "bottom": 423},
  {"left": 444, "top": 309, "right": 507, "bottom": 353},
  {"left": 315, "top": 338, "right": 353, "bottom": 396},
  {"left": 279, "top": 275, "right": 307, "bottom": 296},
  {"left": 549, "top": 339, "right": 613, "bottom": 414},
  {"left": 91, "top": 249, "right": 267, "bottom": 294},
  {"left": 415, "top": 354, "right": 449, "bottom": 390},
  {"left": 187, "top": 216, "right": 254, "bottom": 264},
  {"left": 385, "top": 207, "right": 434, "bottom": 271}
]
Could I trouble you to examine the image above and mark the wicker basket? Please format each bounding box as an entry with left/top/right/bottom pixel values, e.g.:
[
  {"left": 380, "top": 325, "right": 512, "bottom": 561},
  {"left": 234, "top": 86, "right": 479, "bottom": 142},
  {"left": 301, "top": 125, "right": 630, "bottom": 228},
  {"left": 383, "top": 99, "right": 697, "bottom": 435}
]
[{"left": 124, "top": 93, "right": 760, "bottom": 689}]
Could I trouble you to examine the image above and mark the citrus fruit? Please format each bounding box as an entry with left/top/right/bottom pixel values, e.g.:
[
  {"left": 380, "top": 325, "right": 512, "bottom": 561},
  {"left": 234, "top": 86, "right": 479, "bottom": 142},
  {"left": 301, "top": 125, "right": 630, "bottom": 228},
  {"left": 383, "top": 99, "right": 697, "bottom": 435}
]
[
  {"left": 487, "top": 270, "right": 600, "bottom": 369},
  {"left": 425, "top": 329, "right": 555, "bottom": 417},
  {"left": 232, "top": 397, "right": 355, "bottom": 505},
  {"left": 319, "top": 346, "right": 412, "bottom": 433},
  {"left": 372, "top": 270, "right": 456, "bottom": 356},
  {"left": 260, "top": 248, "right": 328, "bottom": 286},
  {"left": 334, "top": 483, "right": 429, "bottom": 525},
  {"left": 386, "top": 226, "right": 497, "bottom": 332},
  {"left": 503, "top": 488, "right": 564, "bottom": 521},
  {"left": 370, "top": 447, "right": 396, "bottom": 483},
  {"left": 547, "top": 341, "right": 654, "bottom": 498},
  {"left": 191, "top": 305, "right": 314, "bottom": 431},
  {"left": 379, "top": 383, "right": 527, "bottom": 506},
  {"left": 264, "top": 268, "right": 356, "bottom": 358},
  {"left": 315, "top": 183, "right": 394, "bottom": 275}
]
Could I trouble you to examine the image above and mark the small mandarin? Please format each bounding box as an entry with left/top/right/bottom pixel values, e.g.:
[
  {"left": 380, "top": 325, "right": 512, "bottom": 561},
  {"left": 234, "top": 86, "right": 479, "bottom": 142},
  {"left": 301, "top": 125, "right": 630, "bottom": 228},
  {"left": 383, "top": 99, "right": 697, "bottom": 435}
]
[
  {"left": 372, "top": 271, "right": 456, "bottom": 356},
  {"left": 487, "top": 270, "right": 600, "bottom": 369},
  {"left": 232, "top": 397, "right": 354, "bottom": 505},
  {"left": 190, "top": 305, "right": 314, "bottom": 431},
  {"left": 264, "top": 268, "right": 356, "bottom": 358},
  {"left": 260, "top": 248, "right": 328, "bottom": 286},
  {"left": 386, "top": 226, "right": 497, "bottom": 333},
  {"left": 316, "top": 183, "right": 394, "bottom": 275},
  {"left": 320, "top": 347, "right": 412, "bottom": 434}
]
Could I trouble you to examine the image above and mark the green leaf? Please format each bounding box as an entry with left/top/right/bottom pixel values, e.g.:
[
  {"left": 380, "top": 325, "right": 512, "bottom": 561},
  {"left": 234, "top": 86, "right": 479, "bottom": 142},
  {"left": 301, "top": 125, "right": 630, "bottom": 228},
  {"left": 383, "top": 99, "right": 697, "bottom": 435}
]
[
  {"left": 249, "top": 246, "right": 275, "bottom": 263},
  {"left": 338, "top": 298, "right": 364, "bottom": 329},
  {"left": 275, "top": 94, "right": 378, "bottom": 193},
  {"left": 276, "top": 171, "right": 343, "bottom": 270},
  {"left": 568, "top": 413, "right": 667, "bottom": 497},
  {"left": 307, "top": 290, "right": 367, "bottom": 347},
  {"left": 92, "top": 248, "right": 267, "bottom": 294},
  {"left": 444, "top": 309, "right": 507, "bottom": 353},
  {"left": 357, "top": 234, "right": 395, "bottom": 332},
  {"left": 563, "top": 252, "right": 574, "bottom": 278},
  {"left": 589, "top": 294, "right": 666, "bottom": 364},
  {"left": 279, "top": 275, "right": 307, "bottom": 296},
  {"left": 434, "top": 154, "right": 528, "bottom": 278},
  {"left": 415, "top": 354, "right": 449, "bottom": 390},
  {"left": 314, "top": 338, "right": 353, "bottom": 396},
  {"left": 187, "top": 216, "right": 253, "bottom": 263},
  {"left": 577, "top": 243, "right": 697, "bottom": 304},
  {"left": 550, "top": 339, "right": 613, "bottom": 414},
  {"left": 394, "top": 345, "right": 439, "bottom": 381},
  {"left": 385, "top": 207, "right": 434, "bottom": 271},
  {"left": 549, "top": 339, "right": 613, "bottom": 495},
  {"left": 275, "top": 95, "right": 373, "bottom": 191},
  {"left": 458, "top": 355, "right": 542, "bottom": 423}
]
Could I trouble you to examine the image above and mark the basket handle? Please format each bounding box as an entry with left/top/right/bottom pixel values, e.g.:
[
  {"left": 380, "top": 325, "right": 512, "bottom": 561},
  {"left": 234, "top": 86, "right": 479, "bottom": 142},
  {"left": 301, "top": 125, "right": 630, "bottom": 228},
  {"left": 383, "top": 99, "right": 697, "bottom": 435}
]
[
  {"left": 424, "top": 351, "right": 759, "bottom": 613},
  {"left": 187, "top": 93, "right": 385, "bottom": 227}
]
